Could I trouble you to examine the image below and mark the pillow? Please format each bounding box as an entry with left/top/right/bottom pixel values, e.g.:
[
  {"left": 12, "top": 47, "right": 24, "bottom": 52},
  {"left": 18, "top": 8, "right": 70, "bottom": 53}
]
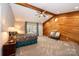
[
  {"left": 50, "top": 31, "right": 60, "bottom": 39},
  {"left": 55, "top": 32, "right": 60, "bottom": 38}
]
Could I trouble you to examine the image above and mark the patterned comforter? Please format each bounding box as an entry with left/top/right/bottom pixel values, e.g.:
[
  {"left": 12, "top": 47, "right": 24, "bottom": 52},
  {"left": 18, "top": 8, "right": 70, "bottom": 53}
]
[{"left": 16, "top": 34, "right": 37, "bottom": 42}]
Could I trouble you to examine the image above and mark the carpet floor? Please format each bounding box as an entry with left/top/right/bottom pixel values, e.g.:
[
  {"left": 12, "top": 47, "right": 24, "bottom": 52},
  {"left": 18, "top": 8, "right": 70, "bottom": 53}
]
[{"left": 16, "top": 36, "right": 79, "bottom": 56}]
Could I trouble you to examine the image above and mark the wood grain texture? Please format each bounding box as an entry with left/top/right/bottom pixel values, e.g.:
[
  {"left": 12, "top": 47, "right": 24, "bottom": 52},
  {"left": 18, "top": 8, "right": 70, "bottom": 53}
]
[{"left": 43, "top": 12, "right": 79, "bottom": 44}]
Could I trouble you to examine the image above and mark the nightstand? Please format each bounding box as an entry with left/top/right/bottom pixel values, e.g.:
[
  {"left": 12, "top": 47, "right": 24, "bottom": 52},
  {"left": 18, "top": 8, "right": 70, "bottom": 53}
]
[
  {"left": 2, "top": 31, "right": 17, "bottom": 56},
  {"left": 2, "top": 42, "right": 16, "bottom": 56}
]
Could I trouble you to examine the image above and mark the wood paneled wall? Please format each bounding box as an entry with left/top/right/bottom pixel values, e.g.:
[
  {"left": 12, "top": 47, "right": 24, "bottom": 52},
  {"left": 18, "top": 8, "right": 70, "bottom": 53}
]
[{"left": 43, "top": 12, "right": 79, "bottom": 43}]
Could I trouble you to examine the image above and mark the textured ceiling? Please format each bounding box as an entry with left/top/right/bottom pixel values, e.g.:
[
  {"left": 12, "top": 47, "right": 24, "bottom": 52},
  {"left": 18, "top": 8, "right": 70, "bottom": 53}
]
[
  {"left": 10, "top": 3, "right": 79, "bottom": 23},
  {"left": 10, "top": 4, "right": 52, "bottom": 23},
  {"left": 31, "top": 3, "right": 79, "bottom": 14}
]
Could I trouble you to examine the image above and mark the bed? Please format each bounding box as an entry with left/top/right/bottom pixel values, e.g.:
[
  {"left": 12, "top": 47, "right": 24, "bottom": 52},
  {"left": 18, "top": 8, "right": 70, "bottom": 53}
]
[{"left": 16, "top": 34, "right": 37, "bottom": 48}]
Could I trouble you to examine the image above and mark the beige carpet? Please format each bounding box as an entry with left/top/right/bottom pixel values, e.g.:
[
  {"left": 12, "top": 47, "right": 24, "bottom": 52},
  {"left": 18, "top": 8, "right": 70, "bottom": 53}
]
[{"left": 16, "top": 36, "right": 79, "bottom": 56}]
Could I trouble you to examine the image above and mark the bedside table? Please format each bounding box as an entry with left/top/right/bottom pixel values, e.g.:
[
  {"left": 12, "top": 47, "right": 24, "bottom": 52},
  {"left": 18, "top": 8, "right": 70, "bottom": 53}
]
[{"left": 2, "top": 42, "right": 16, "bottom": 56}]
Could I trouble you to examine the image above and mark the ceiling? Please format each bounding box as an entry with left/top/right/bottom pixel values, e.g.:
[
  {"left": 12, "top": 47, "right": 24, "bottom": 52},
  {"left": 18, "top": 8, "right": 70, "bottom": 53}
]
[
  {"left": 30, "top": 3, "right": 79, "bottom": 14},
  {"left": 10, "top": 3, "right": 79, "bottom": 23},
  {"left": 10, "top": 4, "right": 52, "bottom": 23}
]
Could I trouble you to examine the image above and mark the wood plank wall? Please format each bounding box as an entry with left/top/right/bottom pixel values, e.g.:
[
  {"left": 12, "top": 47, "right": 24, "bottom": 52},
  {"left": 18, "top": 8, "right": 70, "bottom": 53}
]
[{"left": 43, "top": 12, "right": 79, "bottom": 43}]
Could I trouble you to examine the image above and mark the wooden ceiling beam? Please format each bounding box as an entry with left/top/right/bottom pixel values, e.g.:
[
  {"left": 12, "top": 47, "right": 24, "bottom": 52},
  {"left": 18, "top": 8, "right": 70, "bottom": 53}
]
[{"left": 16, "top": 3, "right": 56, "bottom": 15}]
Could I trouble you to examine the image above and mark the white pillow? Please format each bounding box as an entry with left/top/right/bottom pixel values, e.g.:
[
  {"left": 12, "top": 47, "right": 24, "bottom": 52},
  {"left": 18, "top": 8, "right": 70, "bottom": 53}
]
[
  {"left": 50, "top": 31, "right": 60, "bottom": 39},
  {"left": 55, "top": 32, "right": 60, "bottom": 38}
]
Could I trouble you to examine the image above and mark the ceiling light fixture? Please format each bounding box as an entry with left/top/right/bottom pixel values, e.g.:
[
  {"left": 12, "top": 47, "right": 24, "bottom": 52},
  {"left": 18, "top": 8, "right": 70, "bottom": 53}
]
[{"left": 35, "top": 10, "right": 47, "bottom": 18}]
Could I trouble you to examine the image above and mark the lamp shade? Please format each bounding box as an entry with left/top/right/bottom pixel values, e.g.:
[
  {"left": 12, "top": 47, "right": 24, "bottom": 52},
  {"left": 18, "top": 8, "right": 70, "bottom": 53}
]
[
  {"left": 8, "top": 27, "right": 16, "bottom": 32},
  {"left": 2, "top": 32, "right": 9, "bottom": 45}
]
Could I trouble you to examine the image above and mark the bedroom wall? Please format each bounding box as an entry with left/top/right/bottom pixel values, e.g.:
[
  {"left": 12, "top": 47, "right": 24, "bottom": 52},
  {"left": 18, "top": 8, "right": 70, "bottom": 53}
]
[
  {"left": 14, "top": 21, "right": 25, "bottom": 34},
  {"left": 43, "top": 17, "right": 59, "bottom": 36},
  {"left": 43, "top": 11, "right": 79, "bottom": 43},
  {"left": 2, "top": 3, "right": 15, "bottom": 32},
  {"left": 38, "top": 23, "right": 43, "bottom": 36},
  {"left": 14, "top": 21, "right": 43, "bottom": 36},
  {"left": 1, "top": 3, "right": 15, "bottom": 46}
]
